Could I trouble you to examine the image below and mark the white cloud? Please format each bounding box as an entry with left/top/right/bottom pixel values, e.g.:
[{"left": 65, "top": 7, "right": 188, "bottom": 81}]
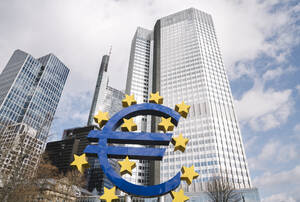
[
  {"left": 229, "top": 63, "right": 256, "bottom": 80},
  {"left": 256, "top": 140, "right": 279, "bottom": 162},
  {"left": 292, "top": 123, "right": 300, "bottom": 141},
  {"left": 248, "top": 139, "right": 299, "bottom": 171},
  {"left": 263, "top": 67, "right": 283, "bottom": 81},
  {"left": 253, "top": 165, "right": 300, "bottom": 201},
  {"left": 277, "top": 145, "right": 298, "bottom": 163},
  {"left": 235, "top": 80, "right": 293, "bottom": 131},
  {"left": 296, "top": 85, "right": 300, "bottom": 95},
  {"left": 48, "top": 90, "right": 92, "bottom": 137},
  {"left": 54, "top": 91, "right": 91, "bottom": 122},
  {"left": 262, "top": 66, "right": 297, "bottom": 81},
  {"left": 0, "top": 1, "right": 298, "bottom": 134},
  {"left": 294, "top": 123, "right": 300, "bottom": 132},
  {"left": 0, "top": 0, "right": 299, "bottom": 92},
  {"left": 244, "top": 136, "right": 258, "bottom": 152},
  {"left": 262, "top": 193, "right": 297, "bottom": 202}
]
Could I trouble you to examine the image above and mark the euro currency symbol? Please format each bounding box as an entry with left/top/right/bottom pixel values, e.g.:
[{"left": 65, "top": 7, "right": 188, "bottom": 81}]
[{"left": 84, "top": 103, "right": 181, "bottom": 197}]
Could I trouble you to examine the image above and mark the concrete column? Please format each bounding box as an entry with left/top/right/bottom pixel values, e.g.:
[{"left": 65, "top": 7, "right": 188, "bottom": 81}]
[
  {"left": 125, "top": 195, "right": 132, "bottom": 202},
  {"left": 158, "top": 196, "right": 165, "bottom": 202}
]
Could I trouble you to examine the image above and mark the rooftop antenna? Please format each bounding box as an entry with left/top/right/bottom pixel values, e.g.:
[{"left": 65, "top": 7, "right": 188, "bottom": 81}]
[{"left": 109, "top": 46, "right": 112, "bottom": 57}]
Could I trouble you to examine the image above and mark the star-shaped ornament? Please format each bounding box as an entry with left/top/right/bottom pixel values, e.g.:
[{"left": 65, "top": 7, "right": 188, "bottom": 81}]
[
  {"left": 100, "top": 186, "right": 119, "bottom": 202},
  {"left": 93, "top": 110, "right": 109, "bottom": 128},
  {"left": 121, "top": 118, "right": 137, "bottom": 132},
  {"left": 158, "top": 117, "right": 174, "bottom": 133},
  {"left": 122, "top": 94, "right": 137, "bottom": 107},
  {"left": 175, "top": 101, "right": 190, "bottom": 118},
  {"left": 70, "top": 154, "right": 89, "bottom": 173},
  {"left": 181, "top": 165, "right": 199, "bottom": 185},
  {"left": 171, "top": 133, "right": 189, "bottom": 152},
  {"left": 118, "top": 156, "right": 136, "bottom": 176},
  {"left": 171, "top": 189, "right": 189, "bottom": 202},
  {"left": 149, "top": 91, "right": 163, "bottom": 104}
]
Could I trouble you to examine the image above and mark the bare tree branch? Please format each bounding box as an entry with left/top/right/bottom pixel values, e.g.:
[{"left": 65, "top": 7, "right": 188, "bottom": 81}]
[{"left": 205, "top": 177, "right": 242, "bottom": 202}]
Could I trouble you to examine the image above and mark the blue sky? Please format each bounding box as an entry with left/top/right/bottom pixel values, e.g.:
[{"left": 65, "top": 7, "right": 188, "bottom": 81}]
[{"left": 0, "top": 0, "right": 299, "bottom": 201}]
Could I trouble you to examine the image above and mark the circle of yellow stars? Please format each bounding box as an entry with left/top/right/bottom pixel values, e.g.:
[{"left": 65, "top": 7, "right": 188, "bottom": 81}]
[{"left": 71, "top": 93, "right": 198, "bottom": 201}]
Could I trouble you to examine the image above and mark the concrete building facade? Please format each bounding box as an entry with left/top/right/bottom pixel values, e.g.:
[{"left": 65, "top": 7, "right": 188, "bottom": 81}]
[
  {"left": 0, "top": 123, "right": 43, "bottom": 181},
  {"left": 125, "top": 8, "right": 259, "bottom": 201}
]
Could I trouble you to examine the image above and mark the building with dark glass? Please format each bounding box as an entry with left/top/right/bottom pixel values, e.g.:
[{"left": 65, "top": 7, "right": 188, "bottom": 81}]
[{"left": 45, "top": 125, "right": 119, "bottom": 195}]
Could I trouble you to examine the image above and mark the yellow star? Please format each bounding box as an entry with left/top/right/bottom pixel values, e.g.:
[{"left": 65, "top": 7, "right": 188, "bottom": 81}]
[
  {"left": 118, "top": 156, "right": 136, "bottom": 176},
  {"left": 100, "top": 186, "right": 119, "bottom": 202},
  {"left": 122, "top": 94, "right": 137, "bottom": 107},
  {"left": 181, "top": 165, "right": 199, "bottom": 185},
  {"left": 171, "top": 133, "right": 189, "bottom": 152},
  {"left": 93, "top": 110, "right": 109, "bottom": 128},
  {"left": 175, "top": 101, "right": 190, "bottom": 118},
  {"left": 171, "top": 189, "right": 189, "bottom": 202},
  {"left": 149, "top": 91, "right": 163, "bottom": 104},
  {"left": 158, "top": 117, "right": 174, "bottom": 133},
  {"left": 70, "top": 154, "right": 89, "bottom": 173},
  {"left": 121, "top": 118, "right": 137, "bottom": 132}
]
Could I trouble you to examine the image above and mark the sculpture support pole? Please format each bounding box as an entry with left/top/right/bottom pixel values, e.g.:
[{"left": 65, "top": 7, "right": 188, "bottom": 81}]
[
  {"left": 125, "top": 195, "right": 132, "bottom": 202},
  {"left": 159, "top": 196, "right": 165, "bottom": 202}
]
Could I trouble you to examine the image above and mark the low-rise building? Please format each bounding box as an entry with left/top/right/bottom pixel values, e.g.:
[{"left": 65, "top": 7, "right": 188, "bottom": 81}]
[
  {"left": 16, "top": 178, "right": 92, "bottom": 202},
  {"left": 0, "top": 123, "right": 44, "bottom": 181}
]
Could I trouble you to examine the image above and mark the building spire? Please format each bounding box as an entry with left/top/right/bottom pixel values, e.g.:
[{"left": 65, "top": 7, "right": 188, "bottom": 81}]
[{"left": 109, "top": 46, "right": 112, "bottom": 57}]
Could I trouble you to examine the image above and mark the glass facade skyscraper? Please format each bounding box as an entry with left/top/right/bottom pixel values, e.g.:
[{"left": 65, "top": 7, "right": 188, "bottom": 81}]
[
  {"left": 125, "top": 8, "right": 255, "bottom": 199},
  {"left": 0, "top": 49, "right": 69, "bottom": 143},
  {"left": 87, "top": 54, "right": 123, "bottom": 195},
  {"left": 88, "top": 54, "right": 124, "bottom": 126}
]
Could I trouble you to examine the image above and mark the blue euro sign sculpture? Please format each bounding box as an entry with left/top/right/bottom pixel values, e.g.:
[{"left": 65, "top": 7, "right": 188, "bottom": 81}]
[{"left": 84, "top": 103, "right": 181, "bottom": 197}]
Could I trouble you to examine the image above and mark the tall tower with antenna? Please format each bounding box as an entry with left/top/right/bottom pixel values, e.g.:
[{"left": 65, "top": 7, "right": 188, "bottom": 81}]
[{"left": 87, "top": 48, "right": 124, "bottom": 127}]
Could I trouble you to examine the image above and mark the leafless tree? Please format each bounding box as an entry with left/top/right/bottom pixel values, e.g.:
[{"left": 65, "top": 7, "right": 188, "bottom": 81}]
[
  {"left": 58, "top": 169, "right": 86, "bottom": 201},
  {"left": 0, "top": 114, "right": 56, "bottom": 201},
  {"left": 29, "top": 160, "right": 86, "bottom": 201},
  {"left": 0, "top": 114, "right": 88, "bottom": 201},
  {"left": 0, "top": 125, "right": 35, "bottom": 202},
  {"left": 31, "top": 153, "right": 60, "bottom": 201},
  {"left": 3, "top": 153, "right": 86, "bottom": 201},
  {"left": 204, "top": 177, "right": 242, "bottom": 202}
]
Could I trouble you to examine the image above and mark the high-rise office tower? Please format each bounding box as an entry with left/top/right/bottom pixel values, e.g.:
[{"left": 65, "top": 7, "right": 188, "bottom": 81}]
[
  {"left": 154, "top": 8, "right": 251, "bottom": 192},
  {"left": 125, "top": 27, "right": 153, "bottom": 186},
  {"left": 86, "top": 54, "right": 123, "bottom": 194},
  {"left": 0, "top": 49, "right": 69, "bottom": 142},
  {"left": 126, "top": 8, "right": 256, "bottom": 199},
  {"left": 87, "top": 54, "right": 124, "bottom": 126}
]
